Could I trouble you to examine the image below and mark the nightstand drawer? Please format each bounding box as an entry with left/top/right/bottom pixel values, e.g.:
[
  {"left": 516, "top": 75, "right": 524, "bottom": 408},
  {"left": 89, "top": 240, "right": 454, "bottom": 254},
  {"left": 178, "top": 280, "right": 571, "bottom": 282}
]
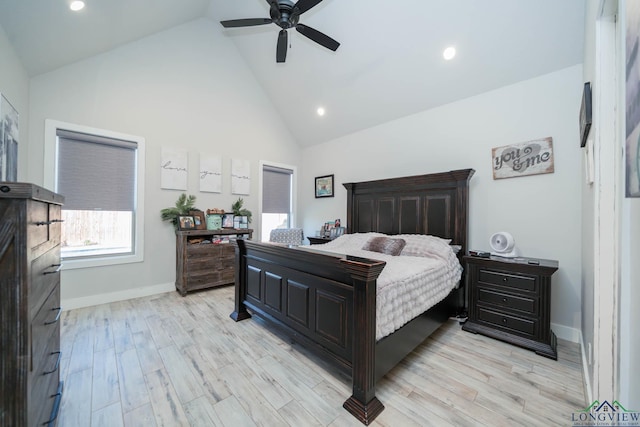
[
  {"left": 478, "top": 288, "right": 537, "bottom": 314},
  {"left": 478, "top": 308, "right": 536, "bottom": 336},
  {"left": 479, "top": 269, "right": 536, "bottom": 292}
]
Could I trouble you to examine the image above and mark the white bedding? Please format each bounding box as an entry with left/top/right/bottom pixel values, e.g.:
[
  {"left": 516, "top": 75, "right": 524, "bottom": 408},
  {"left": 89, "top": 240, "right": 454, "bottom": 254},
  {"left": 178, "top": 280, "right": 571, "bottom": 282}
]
[{"left": 303, "top": 232, "right": 462, "bottom": 340}]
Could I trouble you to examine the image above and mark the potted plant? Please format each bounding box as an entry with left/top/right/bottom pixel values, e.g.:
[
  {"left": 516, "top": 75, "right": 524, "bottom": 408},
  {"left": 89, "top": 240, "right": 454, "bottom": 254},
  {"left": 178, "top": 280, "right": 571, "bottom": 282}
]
[{"left": 161, "top": 193, "right": 197, "bottom": 229}]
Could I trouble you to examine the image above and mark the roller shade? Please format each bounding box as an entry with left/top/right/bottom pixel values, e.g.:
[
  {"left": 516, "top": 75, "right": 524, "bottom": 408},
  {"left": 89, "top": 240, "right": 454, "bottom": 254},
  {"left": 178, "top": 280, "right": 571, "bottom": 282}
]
[
  {"left": 57, "top": 129, "right": 137, "bottom": 211},
  {"left": 262, "top": 165, "right": 292, "bottom": 214}
]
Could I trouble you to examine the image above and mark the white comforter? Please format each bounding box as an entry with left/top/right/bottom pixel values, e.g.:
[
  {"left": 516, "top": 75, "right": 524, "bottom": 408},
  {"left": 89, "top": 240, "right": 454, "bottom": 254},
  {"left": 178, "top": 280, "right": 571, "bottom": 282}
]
[{"left": 304, "top": 232, "right": 462, "bottom": 340}]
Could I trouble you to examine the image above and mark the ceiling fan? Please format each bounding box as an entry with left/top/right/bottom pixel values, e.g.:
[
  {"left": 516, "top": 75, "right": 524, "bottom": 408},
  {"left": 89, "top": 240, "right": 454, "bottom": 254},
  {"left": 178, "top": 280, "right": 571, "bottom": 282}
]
[{"left": 220, "top": 0, "right": 340, "bottom": 63}]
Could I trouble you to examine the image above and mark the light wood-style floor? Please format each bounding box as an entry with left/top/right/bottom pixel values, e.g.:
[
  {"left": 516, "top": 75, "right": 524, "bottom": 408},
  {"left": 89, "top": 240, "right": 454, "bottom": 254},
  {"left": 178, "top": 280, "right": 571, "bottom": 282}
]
[{"left": 58, "top": 285, "right": 585, "bottom": 427}]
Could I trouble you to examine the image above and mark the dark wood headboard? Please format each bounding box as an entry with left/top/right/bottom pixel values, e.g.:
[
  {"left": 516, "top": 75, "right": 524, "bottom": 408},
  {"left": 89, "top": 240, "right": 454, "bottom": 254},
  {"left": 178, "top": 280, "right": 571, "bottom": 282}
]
[{"left": 343, "top": 169, "right": 475, "bottom": 255}]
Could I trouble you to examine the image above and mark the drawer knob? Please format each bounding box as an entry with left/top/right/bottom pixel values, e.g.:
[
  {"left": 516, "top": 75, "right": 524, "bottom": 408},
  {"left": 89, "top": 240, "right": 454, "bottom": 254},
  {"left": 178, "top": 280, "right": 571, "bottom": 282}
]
[
  {"left": 43, "top": 351, "right": 62, "bottom": 375},
  {"left": 45, "top": 307, "right": 62, "bottom": 325},
  {"left": 502, "top": 317, "right": 508, "bottom": 323},
  {"left": 43, "top": 264, "right": 63, "bottom": 275},
  {"left": 503, "top": 277, "right": 508, "bottom": 282},
  {"left": 502, "top": 298, "right": 508, "bottom": 303},
  {"left": 34, "top": 219, "right": 64, "bottom": 226}
]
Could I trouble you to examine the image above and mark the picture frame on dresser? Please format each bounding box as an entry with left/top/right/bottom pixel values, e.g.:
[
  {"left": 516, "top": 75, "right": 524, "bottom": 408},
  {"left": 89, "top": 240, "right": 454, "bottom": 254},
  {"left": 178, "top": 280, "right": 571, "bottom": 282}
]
[
  {"left": 189, "top": 210, "right": 206, "bottom": 230},
  {"left": 178, "top": 215, "right": 196, "bottom": 230},
  {"left": 222, "top": 213, "right": 235, "bottom": 228}
]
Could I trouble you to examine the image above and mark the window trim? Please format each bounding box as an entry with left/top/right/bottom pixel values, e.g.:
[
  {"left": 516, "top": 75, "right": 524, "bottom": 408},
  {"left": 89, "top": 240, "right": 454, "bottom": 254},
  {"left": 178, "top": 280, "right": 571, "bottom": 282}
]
[
  {"left": 259, "top": 160, "right": 297, "bottom": 241},
  {"left": 44, "top": 119, "right": 145, "bottom": 269}
]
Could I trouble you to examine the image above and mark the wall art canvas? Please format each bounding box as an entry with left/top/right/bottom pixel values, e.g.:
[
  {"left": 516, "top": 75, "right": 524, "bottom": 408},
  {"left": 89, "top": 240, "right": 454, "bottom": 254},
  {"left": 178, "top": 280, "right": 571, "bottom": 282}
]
[
  {"left": 626, "top": 0, "right": 640, "bottom": 197},
  {"left": 161, "top": 148, "right": 188, "bottom": 190},
  {"left": 0, "top": 94, "right": 19, "bottom": 182},
  {"left": 199, "top": 155, "right": 222, "bottom": 193},
  {"left": 231, "top": 158, "right": 250, "bottom": 195},
  {"left": 492, "top": 137, "right": 555, "bottom": 180}
]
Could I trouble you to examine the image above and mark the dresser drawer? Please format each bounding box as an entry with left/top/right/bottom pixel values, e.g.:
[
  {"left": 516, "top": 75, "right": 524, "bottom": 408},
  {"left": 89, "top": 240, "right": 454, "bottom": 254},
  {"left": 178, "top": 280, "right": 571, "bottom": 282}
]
[
  {"left": 27, "top": 201, "right": 62, "bottom": 256},
  {"left": 478, "top": 269, "right": 536, "bottom": 292},
  {"left": 186, "top": 244, "right": 235, "bottom": 272},
  {"left": 29, "top": 246, "right": 61, "bottom": 317},
  {"left": 31, "top": 283, "right": 61, "bottom": 372},
  {"left": 29, "top": 348, "right": 61, "bottom": 427},
  {"left": 478, "top": 308, "right": 536, "bottom": 336},
  {"left": 186, "top": 242, "right": 235, "bottom": 258},
  {"left": 478, "top": 287, "right": 537, "bottom": 314},
  {"left": 28, "top": 200, "right": 50, "bottom": 248}
]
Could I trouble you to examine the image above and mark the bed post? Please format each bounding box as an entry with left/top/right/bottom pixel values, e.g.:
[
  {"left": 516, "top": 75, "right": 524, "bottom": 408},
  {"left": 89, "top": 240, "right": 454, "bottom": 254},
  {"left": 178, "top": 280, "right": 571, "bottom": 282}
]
[
  {"left": 230, "top": 239, "right": 251, "bottom": 322},
  {"left": 341, "top": 257, "right": 386, "bottom": 425}
]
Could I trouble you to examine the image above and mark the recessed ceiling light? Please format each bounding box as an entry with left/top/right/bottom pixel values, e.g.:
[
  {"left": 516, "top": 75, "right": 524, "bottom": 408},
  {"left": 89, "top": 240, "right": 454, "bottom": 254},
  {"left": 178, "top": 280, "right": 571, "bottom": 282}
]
[
  {"left": 70, "top": 1, "right": 85, "bottom": 11},
  {"left": 317, "top": 107, "right": 326, "bottom": 117},
  {"left": 443, "top": 46, "right": 456, "bottom": 60}
]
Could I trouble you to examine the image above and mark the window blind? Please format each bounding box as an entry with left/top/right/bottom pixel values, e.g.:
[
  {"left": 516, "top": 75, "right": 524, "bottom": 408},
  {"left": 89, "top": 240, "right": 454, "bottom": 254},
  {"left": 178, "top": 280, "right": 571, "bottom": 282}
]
[
  {"left": 57, "top": 129, "right": 137, "bottom": 211},
  {"left": 262, "top": 165, "right": 292, "bottom": 214}
]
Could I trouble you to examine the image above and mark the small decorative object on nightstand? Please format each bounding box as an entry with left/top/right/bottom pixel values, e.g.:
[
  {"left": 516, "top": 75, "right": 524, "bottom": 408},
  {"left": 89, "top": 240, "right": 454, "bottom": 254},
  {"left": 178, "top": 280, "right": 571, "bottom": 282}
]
[
  {"left": 307, "top": 236, "right": 332, "bottom": 245},
  {"left": 462, "top": 255, "right": 559, "bottom": 359}
]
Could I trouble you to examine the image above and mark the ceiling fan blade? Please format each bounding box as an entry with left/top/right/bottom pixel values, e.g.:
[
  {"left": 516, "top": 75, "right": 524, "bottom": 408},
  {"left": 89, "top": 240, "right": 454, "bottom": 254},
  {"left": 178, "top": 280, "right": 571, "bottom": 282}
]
[
  {"left": 276, "top": 30, "right": 288, "bottom": 63},
  {"left": 294, "top": 0, "right": 323, "bottom": 14},
  {"left": 295, "top": 24, "right": 339, "bottom": 51},
  {"left": 220, "top": 18, "right": 272, "bottom": 28}
]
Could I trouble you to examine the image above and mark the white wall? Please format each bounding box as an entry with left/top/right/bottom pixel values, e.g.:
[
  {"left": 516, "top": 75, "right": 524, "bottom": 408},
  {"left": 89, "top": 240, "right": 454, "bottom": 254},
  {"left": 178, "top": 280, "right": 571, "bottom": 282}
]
[
  {"left": 301, "top": 65, "right": 584, "bottom": 336},
  {"left": 27, "top": 18, "right": 301, "bottom": 305},
  {"left": 0, "top": 24, "right": 30, "bottom": 181}
]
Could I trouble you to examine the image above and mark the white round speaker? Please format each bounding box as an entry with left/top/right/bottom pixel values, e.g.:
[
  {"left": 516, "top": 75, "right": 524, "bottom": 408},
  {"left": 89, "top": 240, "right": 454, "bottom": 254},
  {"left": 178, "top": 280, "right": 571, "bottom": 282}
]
[{"left": 489, "top": 232, "right": 519, "bottom": 258}]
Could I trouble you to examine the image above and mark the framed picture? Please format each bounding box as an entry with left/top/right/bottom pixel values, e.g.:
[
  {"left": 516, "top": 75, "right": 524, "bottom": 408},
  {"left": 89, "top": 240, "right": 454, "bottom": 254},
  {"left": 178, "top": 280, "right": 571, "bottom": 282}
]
[
  {"left": 222, "top": 214, "right": 235, "bottom": 228},
  {"left": 189, "top": 210, "right": 206, "bottom": 230},
  {"left": 233, "top": 215, "right": 248, "bottom": 229},
  {"left": 315, "top": 174, "right": 334, "bottom": 198},
  {"left": 579, "top": 82, "right": 592, "bottom": 148},
  {"left": 178, "top": 215, "right": 196, "bottom": 230}
]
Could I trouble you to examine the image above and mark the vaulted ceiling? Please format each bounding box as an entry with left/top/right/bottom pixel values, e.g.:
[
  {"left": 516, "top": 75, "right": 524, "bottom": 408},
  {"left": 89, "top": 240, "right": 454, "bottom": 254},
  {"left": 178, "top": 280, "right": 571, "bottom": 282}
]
[{"left": 0, "top": 0, "right": 585, "bottom": 147}]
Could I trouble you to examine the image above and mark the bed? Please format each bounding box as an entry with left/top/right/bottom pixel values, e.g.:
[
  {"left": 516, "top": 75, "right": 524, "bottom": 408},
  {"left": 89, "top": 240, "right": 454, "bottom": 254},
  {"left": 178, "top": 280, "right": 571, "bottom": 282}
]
[{"left": 230, "top": 168, "right": 474, "bottom": 425}]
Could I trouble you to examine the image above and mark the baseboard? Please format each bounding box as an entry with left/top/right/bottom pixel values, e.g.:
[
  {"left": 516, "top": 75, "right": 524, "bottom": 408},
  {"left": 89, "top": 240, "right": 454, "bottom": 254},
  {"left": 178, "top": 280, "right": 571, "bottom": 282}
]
[
  {"left": 62, "top": 282, "right": 175, "bottom": 311},
  {"left": 579, "top": 331, "right": 594, "bottom": 405},
  {"left": 551, "top": 322, "right": 581, "bottom": 343}
]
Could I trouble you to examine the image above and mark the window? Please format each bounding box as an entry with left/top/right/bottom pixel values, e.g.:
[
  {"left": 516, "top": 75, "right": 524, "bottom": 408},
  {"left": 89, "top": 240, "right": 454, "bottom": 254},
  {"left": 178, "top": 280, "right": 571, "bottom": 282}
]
[
  {"left": 261, "top": 163, "right": 295, "bottom": 242},
  {"left": 44, "top": 120, "right": 145, "bottom": 269}
]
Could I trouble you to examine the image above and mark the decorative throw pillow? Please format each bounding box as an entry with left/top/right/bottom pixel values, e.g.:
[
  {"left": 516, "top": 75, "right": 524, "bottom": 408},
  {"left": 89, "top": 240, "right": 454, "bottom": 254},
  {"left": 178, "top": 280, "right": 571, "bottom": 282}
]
[{"left": 362, "top": 237, "right": 406, "bottom": 256}]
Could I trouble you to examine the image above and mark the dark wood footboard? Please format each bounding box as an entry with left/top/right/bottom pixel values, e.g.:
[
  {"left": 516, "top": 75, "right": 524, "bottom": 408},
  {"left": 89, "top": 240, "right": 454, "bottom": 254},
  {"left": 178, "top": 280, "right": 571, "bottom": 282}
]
[{"left": 231, "top": 239, "right": 387, "bottom": 424}]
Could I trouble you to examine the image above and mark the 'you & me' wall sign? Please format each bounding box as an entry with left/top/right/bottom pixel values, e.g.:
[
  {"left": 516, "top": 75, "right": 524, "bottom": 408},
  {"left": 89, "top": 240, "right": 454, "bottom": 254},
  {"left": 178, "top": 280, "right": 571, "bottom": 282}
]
[{"left": 492, "top": 137, "right": 555, "bottom": 180}]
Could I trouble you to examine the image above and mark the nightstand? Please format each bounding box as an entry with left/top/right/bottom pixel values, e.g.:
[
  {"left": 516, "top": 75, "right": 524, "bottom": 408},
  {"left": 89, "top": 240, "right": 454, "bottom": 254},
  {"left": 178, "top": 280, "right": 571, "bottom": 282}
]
[
  {"left": 307, "top": 236, "right": 333, "bottom": 245},
  {"left": 461, "top": 255, "right": 559, "bottom": 359}
]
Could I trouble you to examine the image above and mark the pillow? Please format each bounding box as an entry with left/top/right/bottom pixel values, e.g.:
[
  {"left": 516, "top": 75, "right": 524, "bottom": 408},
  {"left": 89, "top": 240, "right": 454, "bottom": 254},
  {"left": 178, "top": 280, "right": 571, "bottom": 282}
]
[
  {"left": 362, "top": 236, "right": 406, "bottom": 256},
  {"left": 397, "top": 234, "right": 453, "bottom": 258}
]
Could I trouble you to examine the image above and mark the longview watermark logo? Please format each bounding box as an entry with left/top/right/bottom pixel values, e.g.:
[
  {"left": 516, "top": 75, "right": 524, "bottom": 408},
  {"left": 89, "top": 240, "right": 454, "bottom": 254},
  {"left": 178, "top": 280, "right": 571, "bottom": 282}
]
[{"left": 572, "top": 400, "right": 639, "bottom": 426}]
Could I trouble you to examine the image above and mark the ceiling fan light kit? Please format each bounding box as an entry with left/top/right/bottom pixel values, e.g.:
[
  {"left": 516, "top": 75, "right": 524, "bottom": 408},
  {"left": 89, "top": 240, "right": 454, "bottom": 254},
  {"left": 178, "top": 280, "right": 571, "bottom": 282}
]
[{"left": 220, "top": 0, "right": 340, "bottom": 63}]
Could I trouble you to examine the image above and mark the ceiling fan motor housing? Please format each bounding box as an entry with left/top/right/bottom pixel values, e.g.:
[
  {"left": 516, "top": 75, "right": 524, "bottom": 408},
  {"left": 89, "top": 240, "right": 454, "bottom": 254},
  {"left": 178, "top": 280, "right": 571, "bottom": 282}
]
[{"left": 271, "top": 0, "right": 298, "bottom": 29}]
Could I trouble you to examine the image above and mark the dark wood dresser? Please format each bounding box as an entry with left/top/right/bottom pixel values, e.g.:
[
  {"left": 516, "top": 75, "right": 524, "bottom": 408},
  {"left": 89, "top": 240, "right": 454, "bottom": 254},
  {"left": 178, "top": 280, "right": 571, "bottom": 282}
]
[
  {"left": 462, "top": 255, "right": 559, "bottom": 359},
  {"left": 0, "top": 182, "right": 64, "bottom": 426},
  {"left": 175, "top": 228, "right": 252, "bottom": 296}
]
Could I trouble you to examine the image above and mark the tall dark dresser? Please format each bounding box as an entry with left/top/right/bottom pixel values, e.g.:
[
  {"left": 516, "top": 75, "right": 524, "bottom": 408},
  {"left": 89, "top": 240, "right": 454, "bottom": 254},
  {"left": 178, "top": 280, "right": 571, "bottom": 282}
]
[{"left": 0, "top": 182, "right": 64, "bottom": 426}]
